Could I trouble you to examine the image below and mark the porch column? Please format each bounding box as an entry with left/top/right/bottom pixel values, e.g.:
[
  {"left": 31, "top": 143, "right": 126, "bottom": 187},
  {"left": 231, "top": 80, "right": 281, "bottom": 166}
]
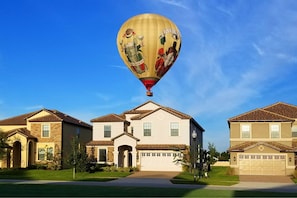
[
  {"left": 132, "top": 150, "right": 137, "bottom": 167},
  {"left": 113, "top": 150, "right": 118, "bottom": 167}
]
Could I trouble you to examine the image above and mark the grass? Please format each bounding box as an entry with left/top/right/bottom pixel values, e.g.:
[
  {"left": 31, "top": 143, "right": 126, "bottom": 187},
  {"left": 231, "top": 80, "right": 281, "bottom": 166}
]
[
  {"left": 0, "top": 167, "right": 296, "bottom": 197},
  {"left": 0, "top": 168, "right": 130, "bottom": 181},
  {"left": 0, "top": 184, "right": 297, "bottom": 197},
  {"left": 172, "top": 166, "right": 239, "bottom": 185}
]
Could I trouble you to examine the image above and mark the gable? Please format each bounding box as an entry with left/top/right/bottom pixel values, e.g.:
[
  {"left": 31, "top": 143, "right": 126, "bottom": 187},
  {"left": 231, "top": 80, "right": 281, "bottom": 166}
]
[
  {"left": 131, "top": 101, "right": 161, "bottom": 111},
  {"left": 228, "top": 108, "right": 294, "bottom": 122},
  {"left": 263, "top": 102, "right": 297, "bottom": 119}
]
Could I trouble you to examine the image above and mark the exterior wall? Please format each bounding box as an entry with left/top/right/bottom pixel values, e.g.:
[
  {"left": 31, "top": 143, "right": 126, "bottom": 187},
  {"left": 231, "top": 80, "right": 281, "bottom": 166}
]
[
  {"left": 229, "top": 119, "right": 296, "bottom": 175},
  {"left": 137, "top": 103, "right": 160, "bottom": 110},
  {"left": 0, "top": 125, "right": 25, "bottom": 132},
  {"left": 7, "top": 134, "right": 27, "bottom": 168},
  {"left": 27, "top": 111, "right": 51, "bottom": 131},
  {"left": 131, "top": 110, "right": 189, "bottom": 145},
  {"left": 62, "top": 123, "right": 92, "bottom": 167},
  {"left": 92, "top": 122, "right": 124, "bottom": 141},
  {"left": 230, "top": 122, "right": 293, "bottom": 147}
]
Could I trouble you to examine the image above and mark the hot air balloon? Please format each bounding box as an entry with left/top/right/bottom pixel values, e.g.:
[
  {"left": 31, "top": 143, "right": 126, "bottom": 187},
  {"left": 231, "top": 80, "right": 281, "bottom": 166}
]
[{"left": 116, "top": 13, "right": 182, "bottom": 96}]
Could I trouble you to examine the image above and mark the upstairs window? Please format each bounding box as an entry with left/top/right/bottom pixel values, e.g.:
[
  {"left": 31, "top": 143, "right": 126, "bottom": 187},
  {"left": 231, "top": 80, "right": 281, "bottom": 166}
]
[
  {"left": 270, "top": 124, "right": 280, "bottom": 138},
  {"left": 170, "top": 122, "right": 179, "bottom": 136},
  {"left": 41, "top": 124, "right": 50, "bottom": 138},
  {"left": 292, "top": 125, "right": 297, "bottom": 137},
  {"left": 241, "top": 125, "right": 251, "bottom": 138},
  {"left": 143, "top": 122, "right": 151, "bottom": 136},
  {"left": 104, "top": 125, "right": 111, "bottom": 138}
]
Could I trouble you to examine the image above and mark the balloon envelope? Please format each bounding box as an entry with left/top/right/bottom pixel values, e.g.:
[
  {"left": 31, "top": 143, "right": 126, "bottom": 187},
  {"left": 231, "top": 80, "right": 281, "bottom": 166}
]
[{"left": 116, "top": 13, "right": 182, "bottom": 96}]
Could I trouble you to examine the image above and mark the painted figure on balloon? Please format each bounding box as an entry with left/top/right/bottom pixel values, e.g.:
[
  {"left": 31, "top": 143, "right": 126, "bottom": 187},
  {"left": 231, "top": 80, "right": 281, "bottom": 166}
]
[
  {"left": 119, "top": 28, "right": 147, "bottom": 74},
  {"left": 155, "top": 33, "right": 179, "bottom": 78}
]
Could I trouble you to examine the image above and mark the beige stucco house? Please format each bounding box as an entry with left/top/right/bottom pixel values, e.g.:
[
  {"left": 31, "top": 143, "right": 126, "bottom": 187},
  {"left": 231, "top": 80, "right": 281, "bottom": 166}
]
[
  {"left": 86, "top": 101, "right": 204, "bottom": 171},
  {"left": 228, "top": 102, "right": 297, "bottom": 176},
  {"left": 0, "top": 109, "right": 92, "bottom": 168}
]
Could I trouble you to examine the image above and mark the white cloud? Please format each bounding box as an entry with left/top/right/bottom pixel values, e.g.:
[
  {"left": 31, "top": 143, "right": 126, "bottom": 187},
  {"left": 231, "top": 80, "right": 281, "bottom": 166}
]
[
  {"left": 24, "top": 105, "right": 44, "bottom": 110},
  {"left": 252, "top": 43, "right": 265, "bottom": 56}
]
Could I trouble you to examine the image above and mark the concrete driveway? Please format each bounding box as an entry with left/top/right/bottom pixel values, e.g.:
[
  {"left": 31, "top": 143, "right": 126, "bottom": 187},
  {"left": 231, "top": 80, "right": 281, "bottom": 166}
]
[
  {"left": 127, "top": 171, "right": 180, "bottom": 179},
  {"left": 239, "top": 175, "right": 294, "bottom": 183}
]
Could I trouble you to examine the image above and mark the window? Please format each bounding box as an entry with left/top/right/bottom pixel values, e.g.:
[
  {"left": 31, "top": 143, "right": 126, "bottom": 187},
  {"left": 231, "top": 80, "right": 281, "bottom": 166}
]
[
  {"left": 143, "top": 122, "right": 151, "bottom": 136},
  {"left": 170, "top": 122, "right": 179, "bottom": 136},
  {"left": 104, "top": 125, "right": 111, "bottom": 138},
  {"left": 38, "top": 148, "right": 45, "bottom": 160},
  {"left": 270, "top": 124, "right": 280, "bottom": 138},
  {"left": 292, "top": 125, "right": 297, "bottom": 137},
  {"left": 99, "top": 149, "right": 107, "bottom": 162},
  {"left": 42, "top": 124, "right": 50, "bottom": 137},
  {"left": 46, "top": 147, "right": 54, "bottom": 160},
  {"left": 241, "top": 125, "right": 251, "bottom": 138},
  {"left": 38, "top": 147, "right": 54, "bottom": 161}
]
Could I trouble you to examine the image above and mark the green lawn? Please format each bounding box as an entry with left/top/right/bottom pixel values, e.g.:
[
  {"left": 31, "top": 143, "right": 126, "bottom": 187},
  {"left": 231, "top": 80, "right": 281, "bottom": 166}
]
[
  {"left": 173, "top": 166, "right": 239, "bottom": 185},
  {"left": 0, "top": 184, "right": 296, "bottom": 197},
  {"left": 0, "top": 167, "right": 297, "bottom": 197},
  {"left": 0, "top": 168, "right": 130, "bottom": 181}
]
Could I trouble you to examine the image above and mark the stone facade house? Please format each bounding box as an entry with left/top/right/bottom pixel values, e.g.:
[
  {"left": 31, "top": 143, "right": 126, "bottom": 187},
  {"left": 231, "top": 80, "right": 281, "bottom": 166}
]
[
  {"left": 228, "top": 102, "right": 297, "bottom": 175},
  {"left": 0, "top": 109, "right": 92, "bottom": 168}
]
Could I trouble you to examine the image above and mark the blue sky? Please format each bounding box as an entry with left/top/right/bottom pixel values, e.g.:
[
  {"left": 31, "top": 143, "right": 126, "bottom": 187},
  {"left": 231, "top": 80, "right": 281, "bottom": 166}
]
[{"left": 1, "top": 0, "right": 297, "bottom": 152}]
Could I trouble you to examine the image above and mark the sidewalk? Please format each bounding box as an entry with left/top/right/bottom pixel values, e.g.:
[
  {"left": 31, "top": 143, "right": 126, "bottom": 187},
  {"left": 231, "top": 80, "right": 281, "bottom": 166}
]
[{"left": 1, "top": 177, "right": 297, "bottom": 193}]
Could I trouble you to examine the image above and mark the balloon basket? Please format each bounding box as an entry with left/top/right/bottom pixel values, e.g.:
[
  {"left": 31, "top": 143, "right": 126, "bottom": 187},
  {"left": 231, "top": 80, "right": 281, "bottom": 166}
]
[{"left": 146, "top": 91, "right": 153, "bottom": 97}]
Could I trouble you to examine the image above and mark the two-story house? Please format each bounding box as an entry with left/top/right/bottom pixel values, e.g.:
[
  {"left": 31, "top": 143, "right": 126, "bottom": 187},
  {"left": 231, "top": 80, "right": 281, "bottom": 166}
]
[
  {"left": 86, "top": 101, "right": 204, "bottom": 172},
  {"left": 0, "top": 109, "right": 92, "bottom": 169},
  {"left": 228, "top": 102, "right": 297, "bottom": 176}
]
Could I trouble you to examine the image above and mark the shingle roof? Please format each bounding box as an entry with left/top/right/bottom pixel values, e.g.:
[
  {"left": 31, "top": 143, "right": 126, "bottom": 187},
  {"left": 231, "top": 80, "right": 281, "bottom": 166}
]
[
  {"left": 0, "top": 110, "right": 40, "bottom": 125},
  {"left": 136, "top": 144, "right": 187, "bottom": 150},
  {"left": 111, "top": 132, "right": 140, "bottom": 141},
  {"left": 90, "top": 114, "right": 126, "bottom": 122},
  {"left": 228, "top": 102, "right": 297, "bottom": 123},
  {"left": 7, "top": 128, "right": 37, "bottom": 140},
  {"left": 263, "top": 102, "right": 297, "bottom": 118},
  {"left": 0, "top": 109, "right": 92, "bottom": 129},
  {"left": 90, "top": 100, "right": 204, "bottom": 131},
  {"left": 86, "top": 140, "right": 114, "bottom": 146},
  {"left": 228, "top": 141, "right": 297, "bottom": 152},
  {"left": 130, "top": 107, "right": 191, "bottom": 120},
  {"left": 228, "top": 108, "right": 294, "bottom": 122}
]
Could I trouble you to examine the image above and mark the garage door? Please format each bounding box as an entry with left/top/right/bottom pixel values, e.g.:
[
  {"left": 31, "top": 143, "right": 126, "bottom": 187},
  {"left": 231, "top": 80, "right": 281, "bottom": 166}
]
[
  {"left": 140, "top": 151, "right": 182, "bottom": 171},
  {"left": 239, "top": 154, "right": 286, "bottom": 175}
]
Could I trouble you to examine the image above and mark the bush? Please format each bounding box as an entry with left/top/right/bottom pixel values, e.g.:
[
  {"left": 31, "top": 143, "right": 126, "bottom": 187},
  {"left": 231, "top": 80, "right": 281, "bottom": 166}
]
[
  {"left": 292, "top": 169, "right": 297, "bottom": 179},
  {"left": 226, "top": 167, "right": 235, "bottom": 175}
]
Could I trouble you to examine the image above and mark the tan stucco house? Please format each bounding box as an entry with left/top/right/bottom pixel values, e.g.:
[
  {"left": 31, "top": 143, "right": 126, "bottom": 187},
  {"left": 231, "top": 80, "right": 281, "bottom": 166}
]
[
  {"left": 86, "top": 101, "right": 204, "bottom": 171},
  {"left": 0, "top": 109, "right": 92, "bottom": 169},
  {"left": 228, "top": 102, "right": 297, "bottom": 176}
]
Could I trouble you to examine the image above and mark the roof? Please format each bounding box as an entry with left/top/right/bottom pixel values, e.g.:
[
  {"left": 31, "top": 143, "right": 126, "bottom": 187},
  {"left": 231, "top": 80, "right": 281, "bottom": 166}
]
[
  {"left": 91, "top": 100, "right": 204, "bottom": 131},
  {"left": 111, "top": 132, "right": 140, "bottom": 141},
  {"left": 91, "top": 114, "right": 126, "bottom": 122},
  {"left": 136, "top": 144, "right": 187, "bottom": 150},
  {"left": 228, "top": 102, "right": 297, "bottom": 123},
  {"left": 0, "top": 109, "right": 92, "bottom": 129},
  {"left": 228, "top": 141, "right": 297, "bottom": 152},
  {"left": 0, "top": 110, "right": 40, "bottom": 125},
  {"left": 130, "top": 107, "right": 192, "bottom": 120},
  {"left": 86, "top": 140, "right": 114, "bottom": 146},
  {"left": 263, "top": 102, "right": 297, "bottom": 118},
  {"left": 7, "top": 128, "right": 37, "bottom": 140}
]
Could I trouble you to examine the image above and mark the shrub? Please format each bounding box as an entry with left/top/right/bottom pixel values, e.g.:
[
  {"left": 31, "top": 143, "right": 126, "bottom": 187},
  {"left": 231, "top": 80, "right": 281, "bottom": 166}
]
[
  {"left": 226, "top": 167, "right": 235, "bottom": 175},
  {"left": 292, "top": 169, "right": 297, "bottom": 179}
]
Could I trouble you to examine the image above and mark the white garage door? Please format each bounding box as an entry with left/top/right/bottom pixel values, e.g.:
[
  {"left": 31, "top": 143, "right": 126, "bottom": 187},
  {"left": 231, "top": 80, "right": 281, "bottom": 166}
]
[
  {"left": 140, "top": 151, "right": 182, "bottom": 171},
  {"left": 239, "top": 154, "right": 286, "bottom": 175}
]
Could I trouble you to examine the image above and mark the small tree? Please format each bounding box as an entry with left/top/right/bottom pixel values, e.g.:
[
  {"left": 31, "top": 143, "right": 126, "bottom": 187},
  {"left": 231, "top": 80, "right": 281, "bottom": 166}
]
[
  {"left": 0, "top": 131, "right": 10, "bottom": 160},
  {"left": 207, "top": 142, "right": 220, "bottom": 165},
  {"left": 67, "top": 135, "right": 89, "bottom": 172}
]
